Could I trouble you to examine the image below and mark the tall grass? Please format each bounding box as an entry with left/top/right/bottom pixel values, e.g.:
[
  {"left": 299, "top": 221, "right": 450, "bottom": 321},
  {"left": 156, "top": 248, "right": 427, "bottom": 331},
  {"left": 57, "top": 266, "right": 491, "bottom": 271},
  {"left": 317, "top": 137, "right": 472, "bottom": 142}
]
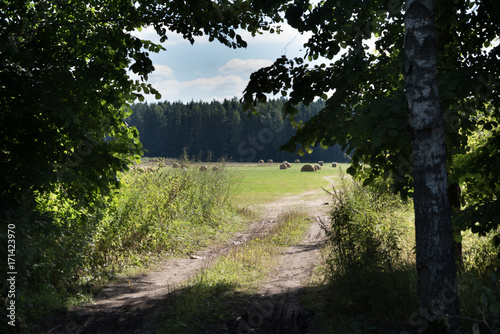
[
  {"left": 7, "top": 164, "right": 239, "bottom": 330},
  {"left": 311, "top": 173, "right": 500, "bottom": 333},
  {"left": 89, "top": 166, "right": 236, "bottom": 271},
  {"left": 314, "top": 174, "right": 417, "bottom": 332}
]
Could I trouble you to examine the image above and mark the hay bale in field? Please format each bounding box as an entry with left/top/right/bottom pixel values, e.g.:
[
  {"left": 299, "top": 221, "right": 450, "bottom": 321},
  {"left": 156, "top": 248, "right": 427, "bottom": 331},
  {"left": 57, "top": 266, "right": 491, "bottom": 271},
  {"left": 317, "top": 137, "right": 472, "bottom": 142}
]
[
  {"left": 285, "top": 162, "right": 292, "bottom": 168},
  {"left": 258, "top": 159, "right": 265, "bottom": 163},
  {"left": 318, "top": 161, "right": 324, "bottom": 166},
  {"left": 172, "top": 162, "right": 181, "bottom": 168},
  {"left": 332, "top": 162, "right": 338, "bottom": 168},
  {"left": 315, "top": 164, "right": 322, "bottom": 171},
  {"left": 267, "top": 159, "right": 274, "bottom": 163},
  {"left": 279, "top": 163, "right": 288, "bottom": 170},
  {"left": 301, "top": 164, "right": 316, "bottom": 172},
  {"left": 294, "top": 159, "right": 301, "bottom": 163},
  {"left": 199, "top": 165, "right": 208, "bottom": 171},
  {"left": 212, "top": 166, "right": 220, "bottom": 171}
]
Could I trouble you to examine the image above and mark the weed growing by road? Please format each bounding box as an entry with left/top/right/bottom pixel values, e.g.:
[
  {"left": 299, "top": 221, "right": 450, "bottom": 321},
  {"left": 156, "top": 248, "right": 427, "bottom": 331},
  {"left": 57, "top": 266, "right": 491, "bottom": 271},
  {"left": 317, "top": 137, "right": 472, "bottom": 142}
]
[{"left": 310, "top": 174, "right": 417, "bottom": 332}]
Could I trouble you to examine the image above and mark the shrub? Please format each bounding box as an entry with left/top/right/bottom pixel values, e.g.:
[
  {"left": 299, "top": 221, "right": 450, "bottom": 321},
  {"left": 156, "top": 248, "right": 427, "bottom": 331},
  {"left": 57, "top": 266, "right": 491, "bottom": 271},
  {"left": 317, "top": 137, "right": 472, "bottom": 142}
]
[{"left": 319, "top": 174, "right": 417, "bottom": 330}]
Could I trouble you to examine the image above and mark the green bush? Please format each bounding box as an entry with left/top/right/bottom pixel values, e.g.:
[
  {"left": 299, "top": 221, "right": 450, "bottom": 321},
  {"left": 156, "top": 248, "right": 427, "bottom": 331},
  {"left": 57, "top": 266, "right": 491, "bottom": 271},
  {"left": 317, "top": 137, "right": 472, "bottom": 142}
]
[
  {"left": 1, "top": 164, "right": 236, "bottom": 331},
  {"left": 320, "top": 174, "right": 417, "bottom": 331},
  {"left": 325, "top": 177, "right": 412, "bottom": 275}
]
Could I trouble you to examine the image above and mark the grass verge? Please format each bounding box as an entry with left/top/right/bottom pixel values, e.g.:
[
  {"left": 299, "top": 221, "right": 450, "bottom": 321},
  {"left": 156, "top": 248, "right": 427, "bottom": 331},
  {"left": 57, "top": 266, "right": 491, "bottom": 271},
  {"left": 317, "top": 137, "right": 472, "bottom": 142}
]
[
  {"left": 8, "top": 164, "right": 243, "bottom": 332},
  {"left": 301, "top": 174, "right": 500, "bottom": 333}
]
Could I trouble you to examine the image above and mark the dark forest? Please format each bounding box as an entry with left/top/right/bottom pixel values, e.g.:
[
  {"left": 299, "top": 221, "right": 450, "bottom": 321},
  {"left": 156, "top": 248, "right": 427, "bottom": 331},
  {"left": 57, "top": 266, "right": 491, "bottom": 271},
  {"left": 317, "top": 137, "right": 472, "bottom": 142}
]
[{"left": 128, "top": 98, "right": 349, "bottom": 162}]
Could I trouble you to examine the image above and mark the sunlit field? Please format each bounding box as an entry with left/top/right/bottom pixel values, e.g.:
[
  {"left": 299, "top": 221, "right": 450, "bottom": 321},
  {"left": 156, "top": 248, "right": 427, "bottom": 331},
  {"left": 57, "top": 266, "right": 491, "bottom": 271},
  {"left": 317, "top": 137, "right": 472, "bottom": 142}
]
[{"left": 230, "top": 162, "right": 349, "bottom": 205}]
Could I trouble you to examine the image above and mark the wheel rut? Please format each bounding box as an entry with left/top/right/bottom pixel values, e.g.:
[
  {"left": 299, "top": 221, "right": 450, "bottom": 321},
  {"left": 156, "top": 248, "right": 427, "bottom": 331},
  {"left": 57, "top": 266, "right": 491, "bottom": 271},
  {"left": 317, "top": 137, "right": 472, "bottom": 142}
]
[{"left": 43, "top": 182, "right": 334, "bottom": 334}]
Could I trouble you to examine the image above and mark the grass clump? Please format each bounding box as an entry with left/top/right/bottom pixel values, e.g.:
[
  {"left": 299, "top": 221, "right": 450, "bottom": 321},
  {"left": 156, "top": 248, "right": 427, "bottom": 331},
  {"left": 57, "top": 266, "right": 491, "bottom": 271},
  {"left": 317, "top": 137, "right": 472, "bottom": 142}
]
[
  {"left": 307, "top": 172, "right": 500, "bottom": 333},
  {"left": 458, "top": 229, "right": 500, "bottom": 333},
  {"left": 308, "top": 174, "right": 417, "bottom": 333}
]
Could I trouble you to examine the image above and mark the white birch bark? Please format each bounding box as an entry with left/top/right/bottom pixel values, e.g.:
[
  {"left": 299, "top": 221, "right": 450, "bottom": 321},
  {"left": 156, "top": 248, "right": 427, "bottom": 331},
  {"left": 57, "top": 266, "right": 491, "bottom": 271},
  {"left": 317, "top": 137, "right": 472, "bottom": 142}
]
[{"left": 404, "top": 0, "right": 460, "bottom": 328}]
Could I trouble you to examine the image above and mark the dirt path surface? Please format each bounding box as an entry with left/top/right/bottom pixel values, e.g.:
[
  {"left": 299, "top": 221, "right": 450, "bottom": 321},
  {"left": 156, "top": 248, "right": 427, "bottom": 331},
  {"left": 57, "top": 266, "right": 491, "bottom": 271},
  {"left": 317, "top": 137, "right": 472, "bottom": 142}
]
[
  {"left": 43, "top": 179, "right": 334, "bottom": 334},
  {"left": 229, "top": 181, "right": 332, "bottom": 334}
]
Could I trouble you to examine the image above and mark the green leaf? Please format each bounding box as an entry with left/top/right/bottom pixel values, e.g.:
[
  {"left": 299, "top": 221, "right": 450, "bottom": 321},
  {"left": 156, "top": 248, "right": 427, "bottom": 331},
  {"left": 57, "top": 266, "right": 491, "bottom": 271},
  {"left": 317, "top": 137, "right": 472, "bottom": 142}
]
[
  {"left": 371, "top": 137, "right": 382, "bottom": 147},
  {"left": 388, "top": 129, "right": 399, "bottom": 137},
  {"left": 347, "top": 166, "right": 357, "bottom": 176}
]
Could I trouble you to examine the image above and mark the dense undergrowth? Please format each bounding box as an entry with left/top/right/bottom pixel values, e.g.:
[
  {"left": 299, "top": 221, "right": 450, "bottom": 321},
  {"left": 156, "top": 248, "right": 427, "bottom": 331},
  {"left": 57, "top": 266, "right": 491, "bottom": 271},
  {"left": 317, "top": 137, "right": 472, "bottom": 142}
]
[
  {"left": 310, "top": 174, "right": 500, "bottom": 333},
  {"left": 1, "top": 164, "right": 238, "bottom": 332}
]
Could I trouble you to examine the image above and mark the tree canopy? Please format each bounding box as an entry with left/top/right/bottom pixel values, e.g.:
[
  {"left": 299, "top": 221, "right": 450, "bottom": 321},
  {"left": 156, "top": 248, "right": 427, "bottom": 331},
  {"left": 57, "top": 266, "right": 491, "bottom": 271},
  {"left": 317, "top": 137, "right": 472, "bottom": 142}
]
[
  {"left": 242, "top": 0, "right": 499, "bottom": 327},
  {"left": 0, "top": 0, "right": 284, "bottom": 209},
  {"left": 243, "top": 0, "right": 500, "bottom": 239}
]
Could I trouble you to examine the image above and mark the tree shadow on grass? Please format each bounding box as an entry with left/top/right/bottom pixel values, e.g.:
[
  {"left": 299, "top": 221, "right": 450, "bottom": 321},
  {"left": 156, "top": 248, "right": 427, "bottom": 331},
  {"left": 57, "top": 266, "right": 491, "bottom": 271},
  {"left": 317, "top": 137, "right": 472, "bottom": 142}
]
[{"left": 39, "top": 278, "right": 318, "bottom": 334}]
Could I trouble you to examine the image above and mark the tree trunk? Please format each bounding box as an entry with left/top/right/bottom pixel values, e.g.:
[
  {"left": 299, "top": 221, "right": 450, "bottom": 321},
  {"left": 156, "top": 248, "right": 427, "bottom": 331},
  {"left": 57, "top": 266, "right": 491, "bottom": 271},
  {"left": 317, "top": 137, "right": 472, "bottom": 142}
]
[{"left": 403, "top": 0, "right": 460, "bottom": 329}]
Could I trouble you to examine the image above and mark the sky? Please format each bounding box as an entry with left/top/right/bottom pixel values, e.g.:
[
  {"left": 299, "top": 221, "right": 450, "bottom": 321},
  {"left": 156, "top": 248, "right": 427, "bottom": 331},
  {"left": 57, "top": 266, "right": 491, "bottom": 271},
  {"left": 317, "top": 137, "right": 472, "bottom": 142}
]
[{"left": 131, "top": 24, "right": 314, "bottom": 103}]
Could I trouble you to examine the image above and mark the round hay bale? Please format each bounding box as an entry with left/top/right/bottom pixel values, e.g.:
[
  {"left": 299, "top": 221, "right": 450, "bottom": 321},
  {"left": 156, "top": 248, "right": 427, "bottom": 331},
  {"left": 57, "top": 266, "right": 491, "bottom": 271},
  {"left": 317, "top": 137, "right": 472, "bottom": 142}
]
[
  {"left": 285, "top": 162, "right": 292, "bottom": 168},
  {"left": 212, "top": 166, "right": 220, "bottom": 171},
  {"left": 315, "top": 164, "right": 322, "bottom": 170},
  {"left": 199, "top": 165, "right": 208, "bottom": 171},
  {"left": 294, "top": 159, "right": 301, "bottom": 163},
  {"left": 279, "top": 163, "right": 288, "bottom": 170},
  {"left": 267, "top": 159, "right": 273, "bottom": 163},
  {"left": 332, "top": 162, "right": 338, "bottom": 168},
  {"left": 318, "top": 161, "right": 324, "bottom": 166},
  {"left": 301, "top": 164, "right": 316, "bottom": 172},
  {"left": 172, "top": 162, "right": 181, "bottom": 168},
  {"left": 258, "top": 159, "right": 265, "bottom": 163}
]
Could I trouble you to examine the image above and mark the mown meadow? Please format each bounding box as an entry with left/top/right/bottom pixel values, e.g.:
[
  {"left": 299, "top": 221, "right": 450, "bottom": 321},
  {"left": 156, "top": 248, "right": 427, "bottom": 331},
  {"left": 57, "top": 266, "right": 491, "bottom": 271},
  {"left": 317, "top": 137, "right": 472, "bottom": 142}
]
[{"left": 5, "top": 160, "right": 499, "bottom": 333}]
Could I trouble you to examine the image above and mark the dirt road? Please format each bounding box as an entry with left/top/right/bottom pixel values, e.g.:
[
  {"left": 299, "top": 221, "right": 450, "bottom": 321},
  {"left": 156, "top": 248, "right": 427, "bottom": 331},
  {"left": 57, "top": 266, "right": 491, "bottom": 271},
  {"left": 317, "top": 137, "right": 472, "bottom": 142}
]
[{"left": 43, "top": 182, "right": 334, "bottom": 334}]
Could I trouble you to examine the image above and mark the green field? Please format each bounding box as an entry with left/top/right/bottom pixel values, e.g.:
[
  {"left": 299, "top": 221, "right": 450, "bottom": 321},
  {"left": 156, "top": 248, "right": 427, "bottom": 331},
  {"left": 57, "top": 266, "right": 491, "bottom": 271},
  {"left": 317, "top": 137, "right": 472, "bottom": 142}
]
[{"left": 231, "top": 163, "right": 349, "bottom": 205}]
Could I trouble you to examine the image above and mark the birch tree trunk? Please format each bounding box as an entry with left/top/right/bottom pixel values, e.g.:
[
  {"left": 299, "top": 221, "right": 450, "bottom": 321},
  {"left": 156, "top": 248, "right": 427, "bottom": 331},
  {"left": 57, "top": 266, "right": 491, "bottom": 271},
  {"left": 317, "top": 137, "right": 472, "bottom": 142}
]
[{"left": 403, "top": 0, "right": 460, "bottom": 329}]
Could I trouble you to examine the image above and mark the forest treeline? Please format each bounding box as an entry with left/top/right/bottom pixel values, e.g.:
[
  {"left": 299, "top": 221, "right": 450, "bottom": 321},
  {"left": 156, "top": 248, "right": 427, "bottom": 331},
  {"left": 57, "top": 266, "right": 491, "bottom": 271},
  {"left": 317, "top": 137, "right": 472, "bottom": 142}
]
[{"left": 128, "top": 98, "right": 349, "bottom": 163}]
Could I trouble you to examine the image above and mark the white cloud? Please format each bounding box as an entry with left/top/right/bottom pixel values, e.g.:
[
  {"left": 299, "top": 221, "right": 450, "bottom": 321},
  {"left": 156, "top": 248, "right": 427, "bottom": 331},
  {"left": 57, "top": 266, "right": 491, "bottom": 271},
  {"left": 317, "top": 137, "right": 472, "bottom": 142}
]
[
  {"left": 149, "top": 64, "right": 175, "bottom": 81},
  {"left": 218, "top": 58, "right": 273, "bottom": 76},
  {"left": 140, "top": 75, "right": 248, "bottom": 103},
  {"left": 182, "top": 75, "right": 246, "bottom": 91},
  {"left": 133, "top": 21, "right": 309, "bottom": 51}
]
